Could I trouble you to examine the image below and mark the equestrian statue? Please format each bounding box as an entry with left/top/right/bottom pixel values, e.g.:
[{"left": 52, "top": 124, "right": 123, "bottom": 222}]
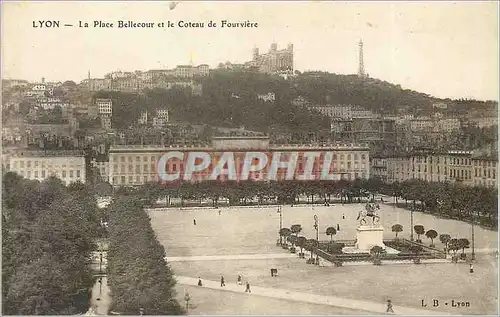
[{"left": 356, "top": 200, "right": 381, "bottom": 225}]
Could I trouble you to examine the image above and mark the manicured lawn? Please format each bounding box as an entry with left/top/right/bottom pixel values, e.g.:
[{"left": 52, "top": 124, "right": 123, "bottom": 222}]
[
  {"left": 174, "top": 285, "right": 377, "bottom": 315},
  {"left": 149, "top": 204, "right": 498, "bottom": 315}
]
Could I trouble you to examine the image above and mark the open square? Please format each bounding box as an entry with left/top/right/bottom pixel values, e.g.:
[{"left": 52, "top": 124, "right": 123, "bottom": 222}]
[{"left": 149, "top": 202, "right": 498, "bottom": 315}]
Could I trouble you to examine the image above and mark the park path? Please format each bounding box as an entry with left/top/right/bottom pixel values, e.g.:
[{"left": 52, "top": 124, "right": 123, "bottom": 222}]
[
  {"left": 87, "top": 276, "right": 111, "bottom": 315},
  {"left": 167, "top": 253, "right": 297, "bottom": 262},
  {"left": 175, "top": 275, "right": 449, "bottom": 315},
  {"left": 167, "top": 253, "right": 452, "bottom": 267}
]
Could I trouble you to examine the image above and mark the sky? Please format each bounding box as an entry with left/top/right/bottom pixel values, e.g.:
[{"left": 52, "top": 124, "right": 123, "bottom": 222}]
[{"left": 1, "top": 1, "right": 499, "bottom": 101}]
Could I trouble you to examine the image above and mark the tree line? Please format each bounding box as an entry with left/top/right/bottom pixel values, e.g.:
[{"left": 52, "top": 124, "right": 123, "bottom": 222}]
[
  {"left": 134, "top": 177, "right": 497, "bottom": 229},
  {"left": 2, "top": 173, "right": 101, "bottom": 315},
  {"left": 106, "top": 194, "right": 184, "bottom": 315},
  {"left": 388, "top": 179, "right": 498, "bottom": 228}
]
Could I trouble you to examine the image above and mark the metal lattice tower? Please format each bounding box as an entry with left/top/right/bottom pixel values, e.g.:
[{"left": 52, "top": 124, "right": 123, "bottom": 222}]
[{"left": 358, "top": 39, "right": 366, "bottom": 78}]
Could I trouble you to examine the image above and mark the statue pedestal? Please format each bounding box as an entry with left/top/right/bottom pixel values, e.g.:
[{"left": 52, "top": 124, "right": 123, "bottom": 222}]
[{"left": 355, "top": 225, "right": 385, "bottom": 251}]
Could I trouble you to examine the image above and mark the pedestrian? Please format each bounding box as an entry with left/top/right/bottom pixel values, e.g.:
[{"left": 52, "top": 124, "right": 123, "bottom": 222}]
[
  {"left": 469, "top": 263, "right": 474, "bottom": 273},
  {"left": 237, "top": 274, "right": 242, "bottom": 285},
  {"left": 245, "top": 281, "right": 251, "bottom": 293},
  {"left": 220, "top": 275, "right": 225, "bottom": 287},
  {"left": 342, "top": 213, "right": 345, "bottom": 219},
  {"left": 197, "top": 277, "right": 202, "bottom": 286},
  {"left": 386, "top": 299, "right": 394, "bottom": 313},
  {"left": 337, "top": 223, "right": 340, "bottom": 231},
  {"left": 270, "top": 268, "right": 274, "bottom": 277},
  {"left": 193, "top": 219, "right": 196, "bottom": 225}
]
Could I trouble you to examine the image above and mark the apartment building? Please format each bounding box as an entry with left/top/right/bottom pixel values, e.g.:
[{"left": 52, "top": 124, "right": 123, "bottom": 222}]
[
  {"left": 6, "top": 150, "right": 86, "bottom": 185},
  {"left": 472, "top": 155, "right": 498, "bottom": 188},
  {"left": 382, "top": 149, "right": 491, "bottom": 187},
  {"left": 107, "top": 138, "right": 370, "bottom": 187}
]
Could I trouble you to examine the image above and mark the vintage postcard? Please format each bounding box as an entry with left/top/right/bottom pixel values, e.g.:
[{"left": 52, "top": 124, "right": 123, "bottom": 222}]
[{"left": 1, "top": 1, "right": 498, "bottom": 315}]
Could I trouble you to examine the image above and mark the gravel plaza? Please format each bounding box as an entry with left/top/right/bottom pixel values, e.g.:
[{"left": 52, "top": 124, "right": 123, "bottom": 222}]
[{"left": 149, "top": 202, "right": 498, "bottom": 315}]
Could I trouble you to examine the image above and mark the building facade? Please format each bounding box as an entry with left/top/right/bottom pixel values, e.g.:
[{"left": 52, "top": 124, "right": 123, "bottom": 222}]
[
  {"left": 96, "top": 99, "right": 112, "bottom": 130},
  {"left": 309, "top": 104, "right": 374, "bottom": 119},
  {"left": 107, "top": 139, "right": 370, "bottom": 187},
  {"left": 472, "top": 156, "right": 497, "bottom": 187},
  {"left": 6, "top": 150, "right": 86, "bottom": 185},
  {"left": 382, "top": 150, "right": 496, "bottom": 187},
  {"left": 247, "top": 43, "right": 294, "bottom": 74}
]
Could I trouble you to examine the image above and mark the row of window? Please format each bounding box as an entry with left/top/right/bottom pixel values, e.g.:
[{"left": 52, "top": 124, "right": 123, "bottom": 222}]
[
  {"left": 112, "top": 153, "right": 369, "bottom": 164},
  {"left": 110, "top": 172, "right": 368, "bottom": 185},
  {"left": 474, "top": 168, "right": 496, "bottom": 179},
  {"left": 473, "top": 179, "right": 497, "bottom": 187},
  {"left": 16, "top": 169, "right": 81, "bottom": 179},
  {"left": 12, "top": 161, "right": 83, "bottom": 168},
  {"left": 111, "top": 162, "right": 368, "bottom": 174}
]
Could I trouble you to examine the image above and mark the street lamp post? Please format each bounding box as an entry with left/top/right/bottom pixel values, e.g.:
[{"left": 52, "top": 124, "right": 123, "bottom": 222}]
[
  {"left": 314, "top": 215, "right": 319, "bottom": 265},
  {"left": 471, "top": 212, "right": 476, "bottom": 261},
  {"left": 278, "top": 206, "right": 283, "bottom": 245},
  {"left": 99, "top": 253, "right": 103, "bottom": 273},
  {"left": 184, "top": 292, "right": 191, "bottom": 313},
  {"left": 410, "top": 208, "right": 414, "bottom": 241},
  {"left": 97, "top": 277, "right": 102, "bottom": 301}
]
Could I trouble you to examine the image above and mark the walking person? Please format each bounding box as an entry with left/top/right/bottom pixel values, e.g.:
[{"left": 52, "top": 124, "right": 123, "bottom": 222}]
[
  {"left": 237, "top": 274, "right": 242, "bottom": 285},
  {"left": 245, "top": 281, "right": 251, "bottom": 293},
  {"left": 197, "top": 277, "right": 202, "bottom": 286},
  {"left": 386, "top": 299, "right": 394, "bottom": 313},
  {"left": 337, "top": 223, "right": 340, "bottom": 231},
  {"left": 220, "top": 275, "right": 225, "bottom": 287},
  {"left": 469, "top": 263, "right": 474, "bottom": 273},
  {"left": 342, "top": 213, "right": 345, "bottom": 219},
  {"left": 193, "top": 219, "right": 196, "bottom": 225}
]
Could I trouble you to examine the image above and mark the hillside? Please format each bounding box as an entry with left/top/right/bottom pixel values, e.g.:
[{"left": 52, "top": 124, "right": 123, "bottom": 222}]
[{"left": 91, "top": 70, "right": 498, "bottom": 132}]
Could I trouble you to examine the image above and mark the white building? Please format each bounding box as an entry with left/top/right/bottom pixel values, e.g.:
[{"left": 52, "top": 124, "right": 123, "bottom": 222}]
[
  {"left": 309, "top": 104, "right": 374, "bottom": 119},
  {"left": 107, "top": 141, "right": 370, "bottom": 187},
  {"left": 7, "top": 150, "right": 86, "bottom": 185},
  {"left": 96, "top": 99, "right": 112, "bottom": 116},
  {"left": 410, "top": 118, "right": 434, "bottom": 131},
  {"left": 156, "top": 109, "right": 169, "bottom": 120},
  {"left": 469, "top": 117, "right": 498, "bottom": 128},
  {"left": 138, "top": 111, "right": 148, "bottom": 125},
  {"left": 435, "top": 118, "right": 460, "bottom": 133}
]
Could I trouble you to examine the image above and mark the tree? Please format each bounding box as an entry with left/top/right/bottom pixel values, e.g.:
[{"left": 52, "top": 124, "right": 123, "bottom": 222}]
[
  {"left": 5, "top": 255, "right": 77, "bottom": 315},
  {"left": 279, "top": 228, "right": 291, "bottom": 246},
  {"left": 410, "top": 245, "right": 423, "bottom": 255},
  {"left": 297, "top": 236, "right": 307, "bottom": 255},
  {"left": 391, "top": 224, "right": 403, "bottom": 239},
  {"left": 414, "top": 225, "right": 425, "bottom": 243},
  {"left": 107, "top": 196, "right": 184, "bottom": 315},
  {"left": 458, "top": 238, "right": 470, "bottom": 256},
  {"left": 325, "top": 227, "right": 337, "bottom": 242},
  {"left": 425, "top": 229, "right": 438, "bottom": 247},
  {"left": 439, "top": 234, "right": 451, "bottom": 253},
  {"left": 448, "top": 238, "right": 460, "bottom": 255},
  {"left": 327, "top": 242, "right": 345, "bottom": 254},
  {"left": 305, "top": 239, "right": 318, "bottom": 260},
  {"left": 370, "top": 246, "right": 384, "bottom": 265},
  {"left": 290, "top": 224, "right": 302, "bottom": 246}
]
